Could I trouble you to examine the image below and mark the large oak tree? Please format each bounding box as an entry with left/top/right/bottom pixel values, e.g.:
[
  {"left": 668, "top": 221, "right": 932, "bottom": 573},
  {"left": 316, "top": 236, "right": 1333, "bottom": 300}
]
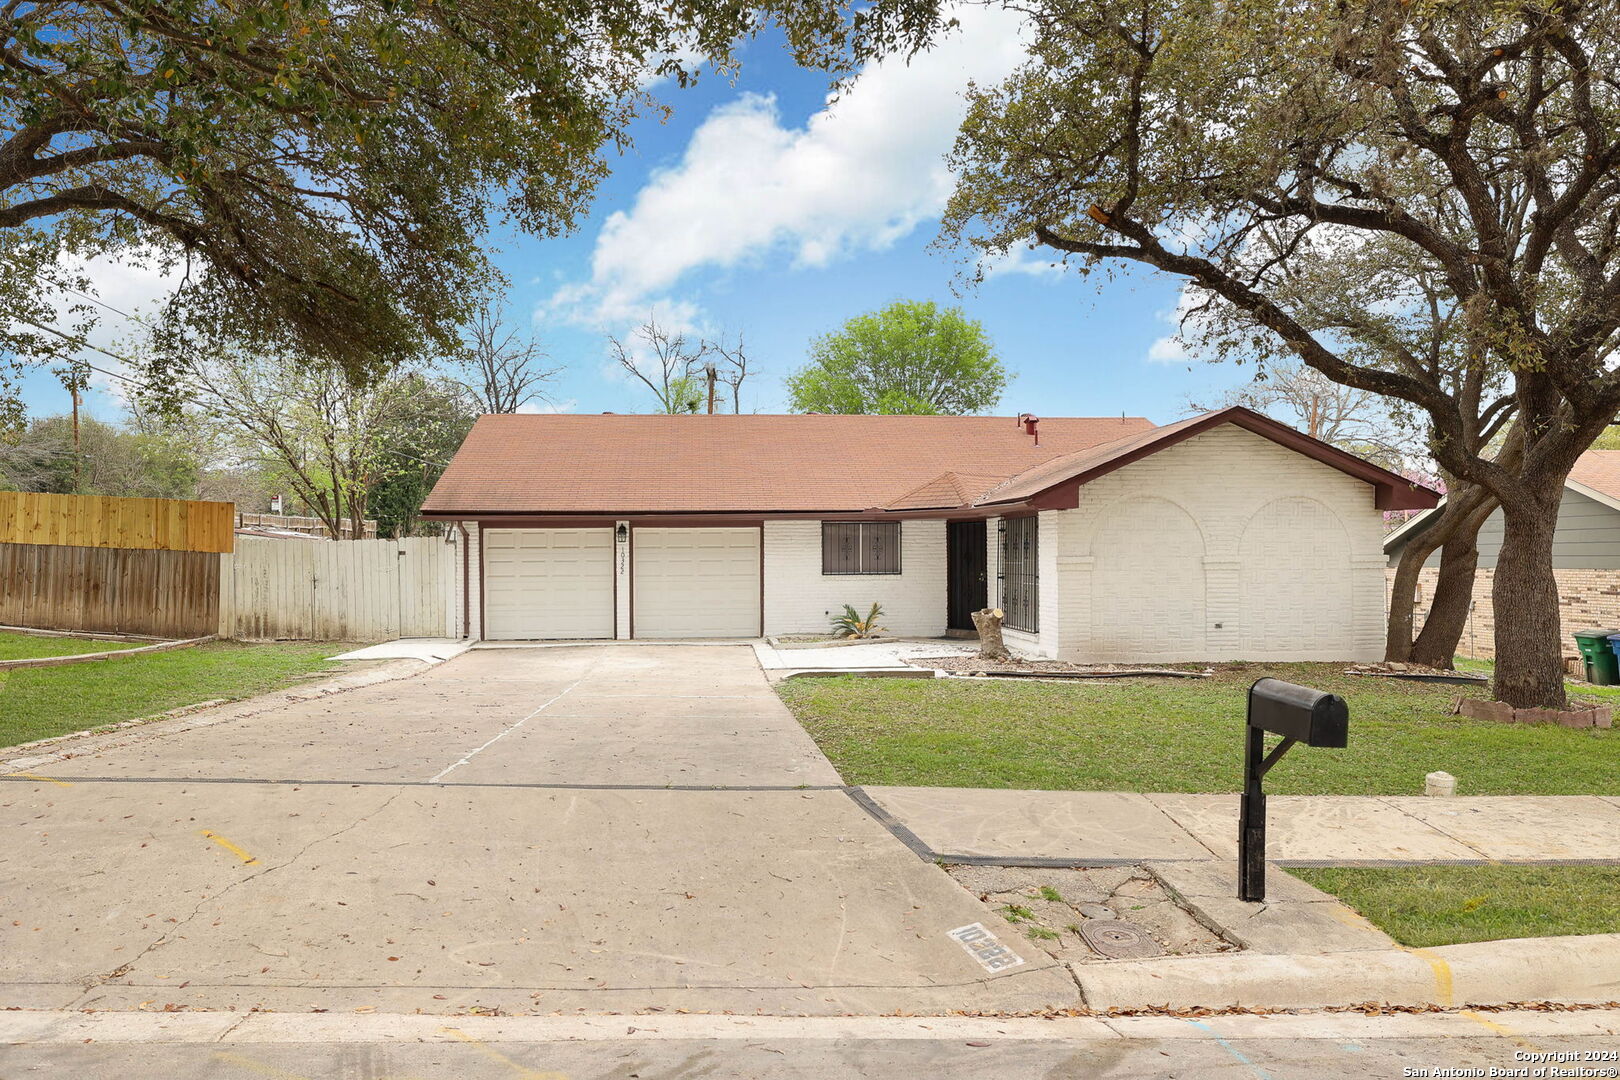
[
  {"left": 1, "top": 0, "right": 941, "bottom": 399},
  {"left": 945, "top": 0, "right": 1620, "bottom": 708}
]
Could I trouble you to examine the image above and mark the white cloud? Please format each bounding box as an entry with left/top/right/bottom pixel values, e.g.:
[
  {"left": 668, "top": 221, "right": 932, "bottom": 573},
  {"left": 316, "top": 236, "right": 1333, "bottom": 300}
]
[
  {"left": 548, "top": 4, "right": 1030, "bottom": 327},
  {"left": 1146, "top": 286, "right": 1212, "bottom": 365},
  {"left": 981, "top": 244, "right": 1065, "bottom": 280},
  {"left": 32, "top": 250, "right": 182, "bottom": 406},
  {"left": 522, "top": 398, "right": 577, "bottom": 415}
]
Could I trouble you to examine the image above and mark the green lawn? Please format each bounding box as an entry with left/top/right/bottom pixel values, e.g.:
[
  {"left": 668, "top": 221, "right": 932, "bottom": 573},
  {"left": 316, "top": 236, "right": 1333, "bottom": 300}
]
[
  {"left": 776, "top": 663, "right": 1617, "bottom": 795},
  {"left": 0, "top": 641, "right": 352, "bottom": 748},
  {"left": 0, "top": 630, "right": 145, "bottom": 661},
  {"left": 1290, "top": 866, "right": 1620, "bottom": 947}
]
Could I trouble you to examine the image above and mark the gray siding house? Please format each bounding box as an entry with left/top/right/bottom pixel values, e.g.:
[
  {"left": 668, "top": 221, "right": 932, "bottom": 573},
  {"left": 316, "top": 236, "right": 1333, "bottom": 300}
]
[{"left": 1385, "top": 450, "right": 1620, "bottom": 660}]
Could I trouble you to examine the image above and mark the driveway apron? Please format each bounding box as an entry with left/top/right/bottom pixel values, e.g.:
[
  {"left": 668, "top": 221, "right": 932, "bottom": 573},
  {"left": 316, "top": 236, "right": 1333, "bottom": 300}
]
[{"left": 0, "top": 645, "right": 1077, "bottom": 1015}]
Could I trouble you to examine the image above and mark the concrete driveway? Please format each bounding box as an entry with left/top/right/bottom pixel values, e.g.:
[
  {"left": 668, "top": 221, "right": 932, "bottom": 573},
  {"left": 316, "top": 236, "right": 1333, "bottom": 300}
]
[{"left": 0, "top": 645, "right": 1077, "bottom": 1016}]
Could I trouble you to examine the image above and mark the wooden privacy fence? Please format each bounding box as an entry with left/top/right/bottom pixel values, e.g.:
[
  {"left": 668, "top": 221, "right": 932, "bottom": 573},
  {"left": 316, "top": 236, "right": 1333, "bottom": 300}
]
[
  {"left": 220, "top": 536, "right": 453, "bottom": 641},
  {"left": 0, "top": 491, "right": 235, "bottom": 552},
  {"left": 0, "top": 543, "right": 220, "bottom": 638},
  {"left": 0, "top": 492, "right": 233, "bottom": 638}
]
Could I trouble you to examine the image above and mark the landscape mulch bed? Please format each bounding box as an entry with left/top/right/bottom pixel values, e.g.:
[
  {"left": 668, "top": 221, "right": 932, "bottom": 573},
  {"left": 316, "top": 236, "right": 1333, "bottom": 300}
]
[
  {"left": 913, "top": 656, "right": 1212, "bottom": 679},
  {"left": 1345, "top": 661, "right": 1488, "bottom": 685}
]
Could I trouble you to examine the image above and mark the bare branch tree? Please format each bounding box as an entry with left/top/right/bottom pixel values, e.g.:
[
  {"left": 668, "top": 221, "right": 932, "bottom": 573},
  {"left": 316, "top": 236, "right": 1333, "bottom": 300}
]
[
  {"left": 159, "top": 349, "right": 422, "bottom": 541},
  {"left": 608, "top": 317, "right": 710, "bottom": 414},
  {"left": 457, "top": 302, "right": 561, "bottom": 414},
  {"left": 1188, "top": 362, "right": 1425, "bottom": 470},
  {"left": 708, "top": 330, "right": 756, "bottom": 414}
]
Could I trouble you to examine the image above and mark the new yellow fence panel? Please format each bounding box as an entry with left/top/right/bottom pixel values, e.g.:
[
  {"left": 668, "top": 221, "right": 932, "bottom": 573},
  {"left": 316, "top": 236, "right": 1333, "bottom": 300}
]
[{"left": 0, "top": 492, "right": 234, "bottom": 553}]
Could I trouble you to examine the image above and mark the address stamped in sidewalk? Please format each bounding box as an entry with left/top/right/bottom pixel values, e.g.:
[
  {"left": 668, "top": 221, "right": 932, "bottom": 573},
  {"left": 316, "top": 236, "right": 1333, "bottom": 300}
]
[{"left": 948, "top": 922, "right": 1026, "bottom": 973}]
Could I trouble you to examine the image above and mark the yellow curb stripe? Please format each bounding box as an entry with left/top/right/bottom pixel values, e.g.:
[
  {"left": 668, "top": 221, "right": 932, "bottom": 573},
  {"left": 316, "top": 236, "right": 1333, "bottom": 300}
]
[
  {"left": 1402, "top": 946, "right": 1454, "bottom": 1007},
  {"left": 1460, "top": 1009, "right": 1543, "bottom": 1052},
  {"left": 9, "top": 772, "right": 70, "bottom": 787},
  {"left": 1324, "top": 903, "right": 1380, "bottom": 934},
  {"left": 440, "top": 1027, "right": 572, "bottom": 1079},
  {"left": 200, "top": 830, "right": 258, "bottom": 865},
  {"left": 210, "top": 1052, "right": 314, "bottom": 1079}
]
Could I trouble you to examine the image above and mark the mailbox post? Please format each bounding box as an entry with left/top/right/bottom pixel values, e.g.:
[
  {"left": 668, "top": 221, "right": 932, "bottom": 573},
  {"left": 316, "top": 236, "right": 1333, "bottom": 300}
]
[{"left": 1239, "top": 678, "right": 1349, "bottom": 902}]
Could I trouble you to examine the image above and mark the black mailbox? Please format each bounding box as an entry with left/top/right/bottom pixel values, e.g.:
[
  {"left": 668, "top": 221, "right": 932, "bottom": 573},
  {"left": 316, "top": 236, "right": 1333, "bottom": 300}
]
[
  {"left": 1239, "top": 679, "right": 1349, "bottom": 902},
  {"left": 1248, "top": 678, "right": 1348, "bottom": 748}
]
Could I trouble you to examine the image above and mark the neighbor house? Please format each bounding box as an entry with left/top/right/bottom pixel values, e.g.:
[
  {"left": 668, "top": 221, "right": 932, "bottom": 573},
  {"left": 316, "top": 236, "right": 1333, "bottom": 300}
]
[
  {"left": 421, "top": 408, "right": 1436, "bottom": 662},
  {"left": 1385, "top": 449, "right": 1620, "bottom": 661}
]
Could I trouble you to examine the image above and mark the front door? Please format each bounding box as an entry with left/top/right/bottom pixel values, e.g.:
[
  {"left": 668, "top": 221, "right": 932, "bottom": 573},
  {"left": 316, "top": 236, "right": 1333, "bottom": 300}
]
[{"left": 946, "top": 520, "right": 988, "bottom": 632}]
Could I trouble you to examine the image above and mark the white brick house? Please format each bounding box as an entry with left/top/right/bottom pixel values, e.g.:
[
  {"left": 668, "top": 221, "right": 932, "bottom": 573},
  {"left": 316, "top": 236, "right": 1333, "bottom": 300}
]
[{"left": 423, "top": 409, "right": 1434, "bottom": 661}]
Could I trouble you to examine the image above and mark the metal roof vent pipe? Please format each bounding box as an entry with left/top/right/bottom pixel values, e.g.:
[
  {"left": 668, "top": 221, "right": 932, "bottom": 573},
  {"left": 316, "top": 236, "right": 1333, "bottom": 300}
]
[{"left": 1018, "top": 413, "right": 1040, "bottom": 446}]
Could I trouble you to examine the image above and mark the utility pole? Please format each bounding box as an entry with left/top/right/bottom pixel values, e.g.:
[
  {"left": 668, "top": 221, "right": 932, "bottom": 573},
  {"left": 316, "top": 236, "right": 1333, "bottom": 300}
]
[{"left": 71, "top": 387, "right": 81, "bottom": 494}]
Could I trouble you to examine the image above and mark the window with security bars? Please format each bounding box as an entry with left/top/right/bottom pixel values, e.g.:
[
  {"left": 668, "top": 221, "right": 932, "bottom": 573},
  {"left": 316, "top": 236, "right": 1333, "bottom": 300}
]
[
  {"left": 822, "top": 522, "right": 901, "bottom": 574},
  {"left": 1000, "top": 516, "right": 1039, "bottom": 632}
]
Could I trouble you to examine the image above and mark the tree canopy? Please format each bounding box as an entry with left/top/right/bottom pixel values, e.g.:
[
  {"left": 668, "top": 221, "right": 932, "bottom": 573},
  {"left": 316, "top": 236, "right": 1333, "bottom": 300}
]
[
  {"left": 943, "top": 0, "right": 1620, "bottom": 707},
  {"left": 1, "top": 0, "right": 943, "bottom": 405},
  {"left": 786, "top": 300, "right": 1007, "bottom": 415}
]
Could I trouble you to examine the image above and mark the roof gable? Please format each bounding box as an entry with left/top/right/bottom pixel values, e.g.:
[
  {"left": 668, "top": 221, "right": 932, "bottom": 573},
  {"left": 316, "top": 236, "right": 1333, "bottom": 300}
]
[
  {"left": 978, "top": 407, "right": 1438, "bottom": 511},
  {"left": 885, "top": 471, "right": 1008, "bottom": 511},
  {"left": 1387, "top": 447, "right": 1620, "bottom": 555}
]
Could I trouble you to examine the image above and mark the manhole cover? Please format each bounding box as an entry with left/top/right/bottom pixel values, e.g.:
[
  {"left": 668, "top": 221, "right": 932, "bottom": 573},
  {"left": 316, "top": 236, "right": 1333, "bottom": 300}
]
[
  {"left": 1080, "top": 919, "right": 1164, "bottom": 959},
  {"left": 1075, "top": 902, "right": 1113, "bottom": 920}
]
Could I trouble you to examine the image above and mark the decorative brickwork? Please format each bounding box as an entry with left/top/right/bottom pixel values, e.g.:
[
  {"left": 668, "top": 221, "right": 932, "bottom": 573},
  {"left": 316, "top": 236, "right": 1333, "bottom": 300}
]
[
  {"left": 1034, "top": 426, "right": 1388, "bottom": 663},
  {"left": 1388, "top": 565, "right": 1620, "bottom": 661}
]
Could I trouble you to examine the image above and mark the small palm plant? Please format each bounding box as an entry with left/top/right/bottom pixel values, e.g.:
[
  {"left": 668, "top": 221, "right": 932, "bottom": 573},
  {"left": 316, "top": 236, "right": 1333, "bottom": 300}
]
[{"left": 832, "top": 602, "right": 885, "bottom": 639}]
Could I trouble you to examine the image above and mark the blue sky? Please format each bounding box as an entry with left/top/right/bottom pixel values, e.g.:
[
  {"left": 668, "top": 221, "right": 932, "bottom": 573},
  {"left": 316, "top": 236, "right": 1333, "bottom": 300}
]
[{"left": 30, "top": 8, "right": 1255, "bottom": 426}]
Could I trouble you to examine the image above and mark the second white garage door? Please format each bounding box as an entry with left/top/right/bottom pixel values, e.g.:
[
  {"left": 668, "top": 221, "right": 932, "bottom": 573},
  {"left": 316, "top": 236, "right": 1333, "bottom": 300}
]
[
  {"left": 483, "top": 528, "right": 614, "bottom": 640},
  {"left": 633, "top": 528, "right": 761, "bottom": 638}
]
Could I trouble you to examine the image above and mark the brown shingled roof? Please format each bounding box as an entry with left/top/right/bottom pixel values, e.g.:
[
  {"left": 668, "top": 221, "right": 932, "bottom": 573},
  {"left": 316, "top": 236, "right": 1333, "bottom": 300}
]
[
  {"left": 885, "top": 471, "right": 1010, "bottom": 511},
  {"left": 1570, "top": 450, "right": 1620, "bottom": 504},
  {"left": 422, "top": 408, "right": 1439, "bottom": 516},
  {"left": 421, "top": 413, "right": 1155, "bottom": 515}
]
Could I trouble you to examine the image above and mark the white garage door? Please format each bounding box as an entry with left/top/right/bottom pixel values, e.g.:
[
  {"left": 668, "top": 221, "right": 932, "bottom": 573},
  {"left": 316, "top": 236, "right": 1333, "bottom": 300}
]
[
  {"left": 483, "top": 528, "right": 614, "bottom": 640},
  {"left": 633, "top": 528, "right": 760, "bottom": 638}
]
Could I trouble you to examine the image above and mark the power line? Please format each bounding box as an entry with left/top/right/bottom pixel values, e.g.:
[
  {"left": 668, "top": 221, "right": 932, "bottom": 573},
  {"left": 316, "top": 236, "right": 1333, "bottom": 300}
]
[
  {"left": 60, "top": 285, "right": 140, "bottom": 323},
  {"left": 7, "top": 312, "right": 160, "bottom": 392}
]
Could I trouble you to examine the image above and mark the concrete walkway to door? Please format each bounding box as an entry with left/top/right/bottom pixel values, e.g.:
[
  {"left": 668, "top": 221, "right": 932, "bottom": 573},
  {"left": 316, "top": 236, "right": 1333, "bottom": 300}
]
[{"left": 0, "top": 646, "right": 1078, "bottom": 1017}]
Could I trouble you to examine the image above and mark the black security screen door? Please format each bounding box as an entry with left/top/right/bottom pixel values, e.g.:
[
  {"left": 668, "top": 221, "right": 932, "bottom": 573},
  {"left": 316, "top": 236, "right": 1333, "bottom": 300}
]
[
  {"left": 947, "top": 520, "right": 988, "bottom": 631},
  {"left": 1000, "top": 516, "right": 1038, "bottom": 633}
]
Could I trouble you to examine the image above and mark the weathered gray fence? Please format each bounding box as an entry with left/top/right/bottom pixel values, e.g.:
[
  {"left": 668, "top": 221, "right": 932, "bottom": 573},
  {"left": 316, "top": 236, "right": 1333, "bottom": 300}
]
[{"left": 220, "top": 536, "right": 453, "bottom": 641}]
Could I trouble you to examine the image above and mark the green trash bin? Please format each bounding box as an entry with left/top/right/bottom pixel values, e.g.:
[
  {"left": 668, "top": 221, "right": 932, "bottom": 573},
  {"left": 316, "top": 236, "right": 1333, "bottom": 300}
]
[{"left": 1573, "top": 629, "right": 1620, "bottom": 685}]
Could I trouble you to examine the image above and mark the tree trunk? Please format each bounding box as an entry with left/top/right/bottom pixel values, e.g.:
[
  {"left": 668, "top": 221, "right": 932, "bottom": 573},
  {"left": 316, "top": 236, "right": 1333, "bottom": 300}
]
[
  {"left": 1385, "top": 484, "right": 1493, "bottom": 663},
  {"left": 1385, "top": 525, "right": 1445, "bottom": 662},
  {"left": 1491, "top": 493, "right": 1566, "bottom": 708},
  {"left": 1409, "top": 494, "right": 1499, "bottom": 669},
  {"left": 972, "top": 607, "right": 1010, "bottom": 660},
  {"left": 1408, "top": 534, "right": 1480, "bottom": 669}
]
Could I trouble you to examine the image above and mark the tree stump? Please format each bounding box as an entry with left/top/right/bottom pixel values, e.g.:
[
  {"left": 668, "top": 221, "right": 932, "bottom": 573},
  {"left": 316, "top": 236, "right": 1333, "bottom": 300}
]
[{"left": 971, "top": 607, "right": 1010, "bottom": 661}]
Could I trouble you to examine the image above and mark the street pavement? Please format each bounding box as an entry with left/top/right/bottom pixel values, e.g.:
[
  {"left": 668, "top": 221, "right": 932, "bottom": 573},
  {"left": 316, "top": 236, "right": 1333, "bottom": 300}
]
[{"left": 2, "top": 1008, "right": 1617, "bottom": 1079}]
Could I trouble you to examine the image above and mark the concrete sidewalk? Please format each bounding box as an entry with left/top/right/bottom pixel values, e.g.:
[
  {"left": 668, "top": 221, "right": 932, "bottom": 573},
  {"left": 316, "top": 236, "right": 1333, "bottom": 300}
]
[
  {"left": 752, "top": 639, "right": 976, "bottom": 672},
  {"left": 862, "top": 786, "right": 1620, "bottom": 865}
]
